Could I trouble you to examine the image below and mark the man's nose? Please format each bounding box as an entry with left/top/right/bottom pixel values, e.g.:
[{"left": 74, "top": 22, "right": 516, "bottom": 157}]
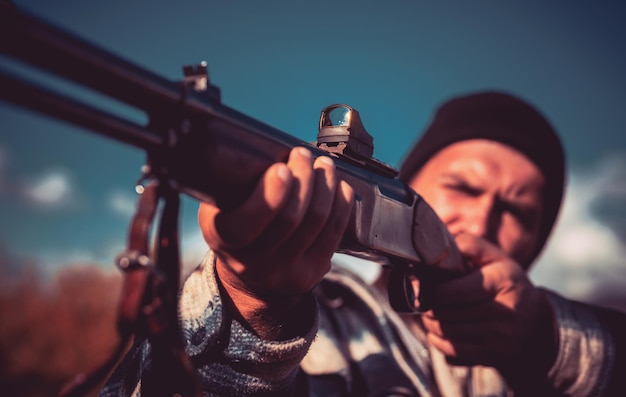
[{"left": 463, "top": 198, "right": 498, "bottom": 240}]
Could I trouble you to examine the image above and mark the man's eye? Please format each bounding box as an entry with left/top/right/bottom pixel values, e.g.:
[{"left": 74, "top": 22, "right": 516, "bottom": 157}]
[
  {"left": 505, "top": 205, "right": 536, "bottom": 229},
  {"left": 445, "top": 183, "right": 480, "bottom": 196}
]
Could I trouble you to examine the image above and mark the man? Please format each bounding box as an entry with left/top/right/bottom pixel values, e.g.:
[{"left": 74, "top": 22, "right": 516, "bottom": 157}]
[{"left": 100, "top": 91, "right": 623, "bottom": 396}]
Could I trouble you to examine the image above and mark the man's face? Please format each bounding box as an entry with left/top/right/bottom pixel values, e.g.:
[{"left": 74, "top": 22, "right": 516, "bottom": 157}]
[{"left": 408, "top": 139, "right": 545, "bottom": 268}]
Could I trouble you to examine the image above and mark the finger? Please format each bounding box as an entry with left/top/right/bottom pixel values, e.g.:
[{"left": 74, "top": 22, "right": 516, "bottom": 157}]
[
  {"left": 198, "top": 161, "right": 292, "bottom": 249},
  {"left": 279, "top": 155, "right": 338, "bottom": 255},
  {"left": 305, "top": 180, "right": 354, "bottom": 261},
  {"left": 423, "top": 298, "right": 512, "bottom": 322},
  {"left": 426, "top": 332, "right": 459, "bottom": 358},
  {"left": 261, "top": 177, "right": 351, "bottom": 296},
  {"left": 243, "top": 146, "right": 316, "bottom": 256},
  {"left": 276, "top": 146, "right": 316, "bottom": 233},
  {"left": 431, "top": 233, "right": 520, "bottom": 307},
  {"left": 426, "top": 332, "right": 494, "bottom": 366},
  {"left": 430, "top": 270, "right": 494, "bottom": 308},
  {"left": 454, "top": 232, "right": 507, "bottom": 269},
  {"left": 422, "top": 311, "right": 512, "bottom": 343}
]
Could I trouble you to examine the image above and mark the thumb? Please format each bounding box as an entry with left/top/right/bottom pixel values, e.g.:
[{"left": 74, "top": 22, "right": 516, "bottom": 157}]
[{"left": 453, "top": 232, "right": 507, "bottom": 270}]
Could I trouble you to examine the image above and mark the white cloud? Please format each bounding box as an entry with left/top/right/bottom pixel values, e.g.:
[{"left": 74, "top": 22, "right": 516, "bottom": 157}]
[
  {"left": 530, "top": 153, "right": 626, "bottom": 309},
  {"left": 108, "top": 189, "right": 139, "bottom": 218},
  {"left": 0, "top": 148, "right": 83, "bottom": 210},
  {"left": 22, "top": 170, "right": 75, "bottom": 207}
]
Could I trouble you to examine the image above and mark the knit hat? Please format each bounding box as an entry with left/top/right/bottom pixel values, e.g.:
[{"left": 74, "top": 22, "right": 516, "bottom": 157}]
[{"left": 398, "top": 91, "right": 566, "bottom": 265}]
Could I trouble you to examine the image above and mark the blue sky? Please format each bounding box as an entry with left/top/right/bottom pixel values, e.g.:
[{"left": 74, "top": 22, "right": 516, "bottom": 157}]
[{"left": 1, "top": 1, "right": 625, "bottom": 308}]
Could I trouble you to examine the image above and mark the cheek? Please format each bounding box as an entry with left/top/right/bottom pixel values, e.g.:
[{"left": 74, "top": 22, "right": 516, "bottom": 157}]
[
  {"left": 419, "top": 190, "right": 459, "bottom": 226},
  {"left": 410, "top": 176, "right": 461, "bottom": 229}
]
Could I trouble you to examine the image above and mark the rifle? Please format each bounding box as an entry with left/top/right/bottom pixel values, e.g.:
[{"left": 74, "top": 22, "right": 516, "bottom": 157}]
[{"left": 0, "top": 2, "right": 465, "bottom": 396}]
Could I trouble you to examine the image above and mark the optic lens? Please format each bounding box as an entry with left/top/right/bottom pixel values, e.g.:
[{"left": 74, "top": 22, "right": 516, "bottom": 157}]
[{"left": 323, "top": 106, "right": 352, "bottom": 127}]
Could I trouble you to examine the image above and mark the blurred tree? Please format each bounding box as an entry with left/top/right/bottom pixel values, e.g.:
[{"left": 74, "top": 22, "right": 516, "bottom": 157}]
[{"left": 0, "top": 261, "right": 121, "bottom": 397}]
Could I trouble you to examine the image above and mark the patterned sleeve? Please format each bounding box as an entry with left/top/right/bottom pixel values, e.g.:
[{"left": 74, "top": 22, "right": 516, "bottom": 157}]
[
  {"left": 543, "top": 289, "right": 619, "bottom": 397},
  {"left": 99, "top": 251, "right": 318, "bottom": 397}
]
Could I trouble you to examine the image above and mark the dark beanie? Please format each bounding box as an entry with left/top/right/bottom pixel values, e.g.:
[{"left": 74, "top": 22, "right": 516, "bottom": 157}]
[{"left": 398, "top": 91, "right": 566, "bottom": 265}]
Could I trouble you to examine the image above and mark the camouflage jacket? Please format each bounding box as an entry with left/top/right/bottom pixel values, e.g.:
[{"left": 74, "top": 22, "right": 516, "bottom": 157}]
[{"left": 99, "top": 251, "right": 620, "bottom": 397}]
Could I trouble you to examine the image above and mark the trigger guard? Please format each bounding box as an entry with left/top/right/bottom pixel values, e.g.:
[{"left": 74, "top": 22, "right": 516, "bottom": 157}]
[{"left": 388, "top": 267, "right": 421, "bottom": 313}]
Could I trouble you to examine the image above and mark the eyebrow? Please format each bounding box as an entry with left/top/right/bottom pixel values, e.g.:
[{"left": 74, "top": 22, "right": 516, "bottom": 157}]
[
  {"left": 440, "top": 173, "right": 481, "bottom": 190},
  {"left": 441, "top": 173, "right": 541, "bottom": 213}
]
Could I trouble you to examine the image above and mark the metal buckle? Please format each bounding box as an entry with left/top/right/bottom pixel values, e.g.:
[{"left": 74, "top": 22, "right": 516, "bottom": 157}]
[{"left": 115, "top": 250, "right": 153, "bottom": 271}]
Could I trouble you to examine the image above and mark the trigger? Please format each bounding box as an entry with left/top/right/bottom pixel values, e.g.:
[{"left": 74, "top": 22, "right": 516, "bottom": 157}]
[{"left": 387, "top": 267, "right": 421, "bottom": 313}]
